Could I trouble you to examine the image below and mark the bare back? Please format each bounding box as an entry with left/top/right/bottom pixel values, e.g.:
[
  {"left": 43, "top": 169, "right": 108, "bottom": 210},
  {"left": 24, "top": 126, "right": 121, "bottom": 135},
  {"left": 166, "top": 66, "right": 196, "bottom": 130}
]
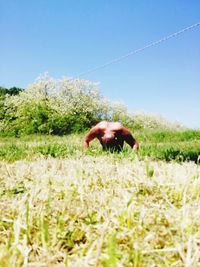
[{"left": 83, "top": 121, "right": 139, "bottom": 151}]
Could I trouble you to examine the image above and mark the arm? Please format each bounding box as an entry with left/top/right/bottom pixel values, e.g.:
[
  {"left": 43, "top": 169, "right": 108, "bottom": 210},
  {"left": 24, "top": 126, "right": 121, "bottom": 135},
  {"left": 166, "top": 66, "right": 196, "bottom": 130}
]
[
  {"left": 121, "top": 127, "right": 139, "bottom": 150},
  {"left": 83, "top": 126, "right": 99, "bottom": 149}
]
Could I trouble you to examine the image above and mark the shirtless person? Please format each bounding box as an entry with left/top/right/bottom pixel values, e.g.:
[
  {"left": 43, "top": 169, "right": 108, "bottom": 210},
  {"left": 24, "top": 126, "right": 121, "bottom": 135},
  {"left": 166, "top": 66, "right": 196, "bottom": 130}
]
[{"left": 83, "top": 121, "right": 139, "bottom": 152}]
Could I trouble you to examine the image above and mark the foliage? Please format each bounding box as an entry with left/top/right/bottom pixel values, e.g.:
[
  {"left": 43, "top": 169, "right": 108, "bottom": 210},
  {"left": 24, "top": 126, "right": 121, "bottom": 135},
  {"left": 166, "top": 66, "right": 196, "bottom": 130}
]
[
  {"left": 0, "top": 74, "right": 183, "bottom": 137},
  {"left": 0, "top": 86, "right": 23, "bottom": 96},
  {"left": 0, "top": 75, "right": 112, "bottom": 136},
  {"left": 0, "top": 86, "right": 24, "bottom": 121}
]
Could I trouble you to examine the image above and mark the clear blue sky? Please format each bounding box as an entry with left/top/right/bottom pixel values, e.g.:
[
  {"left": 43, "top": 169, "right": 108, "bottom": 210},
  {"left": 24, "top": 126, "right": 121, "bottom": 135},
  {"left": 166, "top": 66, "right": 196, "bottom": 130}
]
[{"left": 1, "top": 0, "right": 200, "bottom": 128}]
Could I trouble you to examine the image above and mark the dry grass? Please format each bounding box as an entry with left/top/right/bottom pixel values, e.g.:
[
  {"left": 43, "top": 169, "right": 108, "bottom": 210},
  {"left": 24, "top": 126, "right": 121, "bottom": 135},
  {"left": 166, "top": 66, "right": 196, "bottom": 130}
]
[{"left": 0, "top": 155, "right": 200, "bottom": 266}]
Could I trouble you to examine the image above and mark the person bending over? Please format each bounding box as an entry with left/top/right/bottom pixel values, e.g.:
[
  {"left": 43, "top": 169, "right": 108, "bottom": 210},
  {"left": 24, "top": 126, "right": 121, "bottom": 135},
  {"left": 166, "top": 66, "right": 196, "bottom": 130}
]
[{"left": 83, "top": 121, "right": 139, "bottom": 152}]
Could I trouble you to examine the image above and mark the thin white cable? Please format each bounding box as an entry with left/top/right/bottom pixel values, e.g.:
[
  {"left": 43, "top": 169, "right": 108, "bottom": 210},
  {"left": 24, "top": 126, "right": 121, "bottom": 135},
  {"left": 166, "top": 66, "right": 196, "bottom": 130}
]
[{"left": 76, "top": 22, "right": 200, "bottom": 78}]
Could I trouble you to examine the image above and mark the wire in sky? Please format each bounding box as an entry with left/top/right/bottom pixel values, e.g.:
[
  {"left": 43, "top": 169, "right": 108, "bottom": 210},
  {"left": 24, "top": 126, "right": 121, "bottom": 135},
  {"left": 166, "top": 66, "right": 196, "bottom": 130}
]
[{"left": 77, "top": 22, "right": 200, "bottom": 78}]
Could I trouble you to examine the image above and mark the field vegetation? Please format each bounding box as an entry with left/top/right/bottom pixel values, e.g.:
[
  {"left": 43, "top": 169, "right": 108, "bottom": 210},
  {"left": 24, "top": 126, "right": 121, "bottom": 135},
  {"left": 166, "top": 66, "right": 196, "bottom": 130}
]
[
  {"left": 0, "top": 145, "right": 200, "bottom": 266},
  {"left": 0, "top": 75, "right": 200, "bottom": 266},
  {"left": 0, "top": 130, "right": 200, "bottom": 163}
]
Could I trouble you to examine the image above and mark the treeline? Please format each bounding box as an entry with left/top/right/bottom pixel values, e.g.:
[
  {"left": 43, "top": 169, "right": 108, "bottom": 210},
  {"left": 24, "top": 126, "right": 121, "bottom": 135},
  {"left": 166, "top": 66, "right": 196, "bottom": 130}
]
[
  {"left": 0, "top": 86, "right": 24, "bottom": 96},
  {"left": 0, "top": 75, "right": 181, "bottom": 137},
  {"left": 0, "top": 86, "right": 24, "bottom": 126}
]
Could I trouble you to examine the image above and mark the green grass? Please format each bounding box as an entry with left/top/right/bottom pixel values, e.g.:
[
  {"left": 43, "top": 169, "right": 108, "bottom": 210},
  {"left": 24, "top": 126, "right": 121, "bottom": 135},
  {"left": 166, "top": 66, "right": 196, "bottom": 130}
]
[
  {"left": 0, "top": 129, "right": 199, "bottom": 163},
  {"left": 0, "top": 129, "right": 200, "bottom": 266}
]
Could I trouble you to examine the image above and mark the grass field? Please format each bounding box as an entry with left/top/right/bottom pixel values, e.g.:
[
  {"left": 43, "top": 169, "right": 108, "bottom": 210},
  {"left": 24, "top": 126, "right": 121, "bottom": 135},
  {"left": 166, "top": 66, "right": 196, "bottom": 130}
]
[
  {"left": 0, "top": 129, "right": 200, "bottom": 163},
  {"left": 0, "top": 131, "right": 200, "bottom": 266}
]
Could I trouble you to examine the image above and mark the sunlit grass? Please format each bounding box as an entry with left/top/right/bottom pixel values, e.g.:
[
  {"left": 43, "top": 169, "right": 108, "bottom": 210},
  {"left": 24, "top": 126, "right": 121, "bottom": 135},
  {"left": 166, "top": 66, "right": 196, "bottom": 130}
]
[
  {"left": 0, "top": 131, "right": 200, "bottom": 266},
  {"left": 0, "top": 155, "right": 200, "bottom": 266},
  {"left": 0, "top": 130, "right": 199, "bottom": 162}
]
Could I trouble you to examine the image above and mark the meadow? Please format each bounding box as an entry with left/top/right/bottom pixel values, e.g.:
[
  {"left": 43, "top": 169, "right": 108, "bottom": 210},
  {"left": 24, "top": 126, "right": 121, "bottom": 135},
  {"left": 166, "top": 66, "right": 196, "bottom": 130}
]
[
  {"left": 0, "top": 130, "right": 200, "bottom": 267},
  {"left": 0, "top": 129, "right": 200, "bottom": 163},
  {"left": 1, "top": 77, "right": 200, "bottom": 266}
]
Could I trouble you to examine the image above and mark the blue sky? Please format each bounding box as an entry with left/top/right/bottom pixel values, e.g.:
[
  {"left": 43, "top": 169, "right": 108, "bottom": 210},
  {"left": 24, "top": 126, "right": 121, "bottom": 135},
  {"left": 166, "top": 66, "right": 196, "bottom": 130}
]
[{"left": 0, "top": 0, "right": 200, "bottom": 128}]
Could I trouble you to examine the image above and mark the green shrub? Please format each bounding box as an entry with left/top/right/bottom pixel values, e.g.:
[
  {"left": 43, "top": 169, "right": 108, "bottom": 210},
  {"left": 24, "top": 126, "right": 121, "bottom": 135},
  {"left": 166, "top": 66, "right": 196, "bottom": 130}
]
[
  {"left": 0, "top": 75, "right": 184, "bottom": 137},
  {"left": 0, "top": 86, "right": 23, "bottom": 96},
  {"left": 0, "top": 75, "right": 111, "bottom": 136}
]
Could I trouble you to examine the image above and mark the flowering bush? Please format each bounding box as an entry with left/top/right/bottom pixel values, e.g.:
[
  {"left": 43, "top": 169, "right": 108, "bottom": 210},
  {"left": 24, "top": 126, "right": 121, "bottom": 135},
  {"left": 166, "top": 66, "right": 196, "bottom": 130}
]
[
  {"left": 0, "top": 74, "right": 181, "bottom": 136},
  {"left": 0, "top": 75, "right": 111, "bottom": 136}
]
